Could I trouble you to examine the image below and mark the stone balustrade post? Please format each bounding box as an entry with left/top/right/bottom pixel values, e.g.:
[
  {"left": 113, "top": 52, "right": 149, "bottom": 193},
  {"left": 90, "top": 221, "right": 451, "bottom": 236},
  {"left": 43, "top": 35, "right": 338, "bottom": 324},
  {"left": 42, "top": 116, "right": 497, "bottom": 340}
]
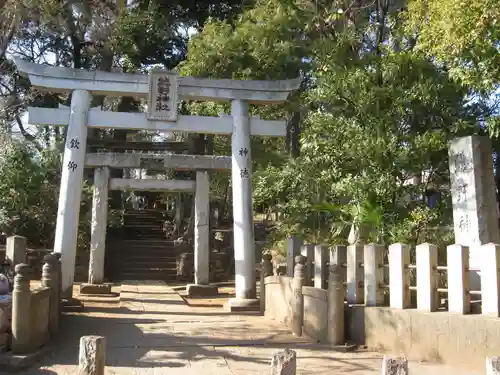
[
  {"left": 300, "top": 244, "right": 314, "bottom": 286},
  {"left": 327, "top": 264, "right": 345, "bottom": 345},
  {"left": 364, "top": 243, "right": 384, "bottom": 306},
  {"left": 42, "top": 253, "right": 60, "bottom": 335},
  {"left": 314, "top": 244, "right": 328, "bottom": 289},
  {"left": 330, "top": 245, "right": 347, "bottom": 283},
  {"left": 381, "top": 356, "right": 409, "bottom": 374},
  {"left": 486, "top": 356, "right": 500, "bottom": 375},
  {"left": 11, "top": 263, "right": 32, "bottom": 354},
  {"left": 347, "top": 244, "right": 364, "bottom": 304},
  {"left": 416, "top": 243, "right": 438, "bottom": 312},
  {"left": 481, "top": 243, "right": 500, "bottom": 316},
  {"left": 389, "top": 243, "right": 410, "bottom": 309},
  {"left": 6, "top": 235, "right": 27, "bottom": 270},
  {"left": 260, "top": 253, "right": 273, "bottom": 314},
  {"left": 270, "top": 349, "right": 296, "bottom": 375},
  {"left": 291, "top": 255, "right": 306, "bottom": 336},
  {"left": 447, "top": 244, "right": 470, "bottom": 314},
  {"left": 287, "top": 236, "right": 303, "bottom": 277}
]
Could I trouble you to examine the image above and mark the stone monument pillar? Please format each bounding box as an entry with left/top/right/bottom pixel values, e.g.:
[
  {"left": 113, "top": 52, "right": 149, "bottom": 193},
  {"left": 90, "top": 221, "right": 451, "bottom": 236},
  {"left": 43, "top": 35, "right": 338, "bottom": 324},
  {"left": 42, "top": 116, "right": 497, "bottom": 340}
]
[
  {"left": 80, "top": 166, "right": 112, "bottom": 295},
  {"left": 186, "top": 170, "right": 218, "bottom": 297},
  {"left": 88, "top": 166, "right": 110, "bottom": 285},
  {"left": 449, "top": 136, "right": 500, "bottom": 290},
  {"left": 194, "top": 170, "right": 210, "bottom": 285},
  {"left": 53, "top": 89, "right": 92, "bottom": 298},
  {"left": 228, "top": 99, "right": 257, "bottom": 310}
]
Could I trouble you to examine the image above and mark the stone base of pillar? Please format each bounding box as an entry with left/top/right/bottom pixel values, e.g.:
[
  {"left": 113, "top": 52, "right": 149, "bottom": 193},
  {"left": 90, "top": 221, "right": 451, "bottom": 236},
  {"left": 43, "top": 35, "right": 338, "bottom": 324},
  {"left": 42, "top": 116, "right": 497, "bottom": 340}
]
[
  {"left": 186, "top": 284, "right": 218, "bottom": 297},
  {"left": 0, "top": 345, "right": 51, "bottom": 372},
  {"left": 329, "top": 343, "right": 357, "bottom": 352},
  {"left": 225, "top": 298, "right": 259, "bottom": 312},
  {"left": 61, "top": 298, "right": 84, "bottom": 312},
  {"left": 80, "top": 283, "right": 112, "bottom": 295}
]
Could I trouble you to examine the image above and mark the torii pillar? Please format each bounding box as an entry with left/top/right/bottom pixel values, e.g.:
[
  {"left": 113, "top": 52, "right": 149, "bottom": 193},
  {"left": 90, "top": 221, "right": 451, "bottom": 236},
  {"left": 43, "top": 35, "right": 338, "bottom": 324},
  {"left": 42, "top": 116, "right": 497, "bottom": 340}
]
[
  {"left": 227, "top": 99, "right": 258, "bottom": 310},
  {"left": 53, "top": 90, "right": 92, "bottom": 299}
]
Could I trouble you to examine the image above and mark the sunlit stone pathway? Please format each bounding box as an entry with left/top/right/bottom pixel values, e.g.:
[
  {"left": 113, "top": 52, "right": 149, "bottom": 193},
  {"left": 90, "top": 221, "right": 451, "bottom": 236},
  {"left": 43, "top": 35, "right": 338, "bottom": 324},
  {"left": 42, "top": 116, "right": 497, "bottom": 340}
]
[{"left": 17, "top": 281, "right": 478, "bottom": 374}]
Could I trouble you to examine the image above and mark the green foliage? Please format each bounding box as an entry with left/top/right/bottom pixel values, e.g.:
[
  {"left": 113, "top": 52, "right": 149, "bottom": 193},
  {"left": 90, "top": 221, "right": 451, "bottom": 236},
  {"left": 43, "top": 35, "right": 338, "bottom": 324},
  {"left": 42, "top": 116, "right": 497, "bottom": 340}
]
[
  {"left": 272, "top": 49, "right": 479, "bottom": 244},
  {"left": 0, "top": 139, "right": 92, "bottom": 249},
  {"left": 406, "top": 0, "right": 500, "bottom": 92}
]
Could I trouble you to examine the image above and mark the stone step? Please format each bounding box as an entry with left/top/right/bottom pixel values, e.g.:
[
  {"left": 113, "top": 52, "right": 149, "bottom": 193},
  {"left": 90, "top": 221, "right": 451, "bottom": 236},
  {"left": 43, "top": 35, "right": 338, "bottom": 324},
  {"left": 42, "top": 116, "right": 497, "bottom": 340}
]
[
  {"left": 114, "top": 269, "right": 178, "bottom": 277},
  {"left": 122, "top": 233, "right": 166, "bottom": 238},
  {"left": 116, "top": 239, "right": 177, "bottom": 244},
  {"left": 111, "top": 274, "right": 177, "bottom": 281},
  {"left": 112, "top": 254, "right": 180, "bottom": 260},
  {"left": 109, "top": 246, "right": 178, "bottom": 251}
]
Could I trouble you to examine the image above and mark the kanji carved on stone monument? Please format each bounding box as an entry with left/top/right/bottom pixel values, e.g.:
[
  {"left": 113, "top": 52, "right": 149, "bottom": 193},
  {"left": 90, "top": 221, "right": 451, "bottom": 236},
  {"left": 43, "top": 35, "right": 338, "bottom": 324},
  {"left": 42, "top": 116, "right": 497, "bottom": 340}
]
[{"left": 147, "top": 69, "right": 179, "bottom": 122}]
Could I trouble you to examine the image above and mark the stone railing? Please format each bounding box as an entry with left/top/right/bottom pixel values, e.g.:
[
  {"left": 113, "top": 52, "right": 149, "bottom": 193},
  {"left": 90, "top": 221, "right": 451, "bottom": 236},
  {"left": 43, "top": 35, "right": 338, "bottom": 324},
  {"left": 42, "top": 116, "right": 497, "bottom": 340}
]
[
  {"left": 0, "top": 237, "right": 88, "bottom": 282},
  {"left": 261, "top": 237, "right": 500, "bottom": 372},
  {"left": 9, "top": 254, "right": 61, "bottom": 355},
  {"left": 0, "top": 235, "right": 61, "bottom": 356}
]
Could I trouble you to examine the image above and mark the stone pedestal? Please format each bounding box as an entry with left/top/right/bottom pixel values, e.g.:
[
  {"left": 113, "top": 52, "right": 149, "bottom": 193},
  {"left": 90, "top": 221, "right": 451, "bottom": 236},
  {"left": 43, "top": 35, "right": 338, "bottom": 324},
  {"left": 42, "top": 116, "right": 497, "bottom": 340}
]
[
  {"left": 79, "top": 283, "right": 112, "bottom": 295},
  {"left": 449, "top": 136, "right": 500, "bottom": 291},
  {"left": 225, "top": 298, "right": 259, "bottom": 312},
  {"left": 231, "top": 99, "right": 256, "bottom": 300},
  {"left": 88, "top": 166, "right": 110, "bottom": 285},
  {"left": 186, "top": 284, "right": 218, "bottom": 297},
  {"left": 53, "top": 89, "right": 92, "bottom": 298}
]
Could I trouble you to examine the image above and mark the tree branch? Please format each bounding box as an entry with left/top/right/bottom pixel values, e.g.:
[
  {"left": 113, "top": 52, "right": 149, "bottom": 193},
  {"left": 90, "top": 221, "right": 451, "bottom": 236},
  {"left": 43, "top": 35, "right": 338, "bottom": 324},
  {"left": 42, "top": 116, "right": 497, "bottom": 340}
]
[{"left": 15, "top": 114, "right": 41, "bottom": 151}]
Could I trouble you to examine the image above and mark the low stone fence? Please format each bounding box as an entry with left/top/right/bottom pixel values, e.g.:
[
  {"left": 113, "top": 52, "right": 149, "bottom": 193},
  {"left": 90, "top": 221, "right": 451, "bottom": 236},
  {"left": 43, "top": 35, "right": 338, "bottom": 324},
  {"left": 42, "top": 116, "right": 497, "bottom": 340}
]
[
  {"left": 0, "top": 236, "right": 61, "bottom": 357},
  {"left": 261, "top": 236, "right": 500, "bottom": 371}
]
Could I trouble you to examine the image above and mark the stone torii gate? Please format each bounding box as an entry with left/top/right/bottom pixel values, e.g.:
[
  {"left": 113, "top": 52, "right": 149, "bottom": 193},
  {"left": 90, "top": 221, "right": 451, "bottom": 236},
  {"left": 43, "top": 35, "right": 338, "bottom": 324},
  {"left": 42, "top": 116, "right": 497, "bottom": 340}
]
[
  {"left": 15, "top": 58, "right": 300, "bottom": 309},
  {"left": 83, "top": 152, "right": 231, "bottom": 295}
]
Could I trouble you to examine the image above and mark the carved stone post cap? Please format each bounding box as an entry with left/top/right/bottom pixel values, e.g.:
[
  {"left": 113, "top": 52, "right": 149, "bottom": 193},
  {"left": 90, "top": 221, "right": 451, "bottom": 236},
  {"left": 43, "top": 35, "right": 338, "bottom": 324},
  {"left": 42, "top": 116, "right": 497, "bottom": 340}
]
[
  {"left": 43, "top": 253, "right": 58, "bottom": 265},
  {"left": 262, "top": 253, "right": 272, "bottom": 262},
  {"left": 295, "top": 255, "right": 306, "bottom": 265},
  {"left": 14, "top": 263, "right": 31, "bottom": 275}
]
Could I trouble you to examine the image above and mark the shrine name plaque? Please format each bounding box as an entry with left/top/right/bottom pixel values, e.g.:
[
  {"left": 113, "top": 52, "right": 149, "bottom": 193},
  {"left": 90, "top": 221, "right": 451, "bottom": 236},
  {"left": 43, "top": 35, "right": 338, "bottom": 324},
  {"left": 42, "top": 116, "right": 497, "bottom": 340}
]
[{"left": 147, "top": 69, "right": 179, "bottom": 121}]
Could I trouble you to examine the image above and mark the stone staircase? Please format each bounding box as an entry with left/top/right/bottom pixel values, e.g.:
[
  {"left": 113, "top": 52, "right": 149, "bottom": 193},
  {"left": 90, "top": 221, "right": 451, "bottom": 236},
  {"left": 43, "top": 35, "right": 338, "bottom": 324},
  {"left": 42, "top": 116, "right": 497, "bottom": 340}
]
[{"left": 106, "top": 209, "right": 192, "bottom": 281}]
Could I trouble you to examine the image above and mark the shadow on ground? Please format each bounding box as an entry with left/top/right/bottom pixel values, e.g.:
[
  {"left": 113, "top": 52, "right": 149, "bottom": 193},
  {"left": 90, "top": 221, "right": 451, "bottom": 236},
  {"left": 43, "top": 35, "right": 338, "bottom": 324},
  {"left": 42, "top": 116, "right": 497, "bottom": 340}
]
[{"left": 18, "top": 286, "right": 380, "bottom": 374}]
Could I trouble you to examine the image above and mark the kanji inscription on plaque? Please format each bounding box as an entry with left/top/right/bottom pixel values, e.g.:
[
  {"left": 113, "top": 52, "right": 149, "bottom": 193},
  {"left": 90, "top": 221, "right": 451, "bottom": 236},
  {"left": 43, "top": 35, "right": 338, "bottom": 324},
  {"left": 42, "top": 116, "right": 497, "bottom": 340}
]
[{"left": 147, "top": 69, "right": 179, "bottom": 121}]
